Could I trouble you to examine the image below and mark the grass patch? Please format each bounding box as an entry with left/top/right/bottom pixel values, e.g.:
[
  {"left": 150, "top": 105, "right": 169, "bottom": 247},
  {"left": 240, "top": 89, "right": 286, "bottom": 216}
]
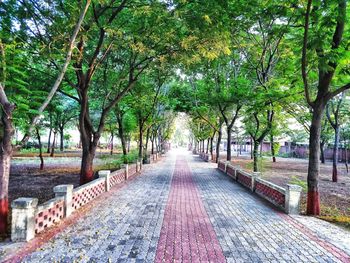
[
  {"left": 318, "top": 203, "right": 350, "bottom": 230},
  {"left": 96, "top": 150, "right": 139, "bottom": 171},
  {"left": 245, "top": 157, "right": 268, "bottom": 174},
  {"left": 288, "top": 176, "right": 307, "bottom": 192},
  {"left": 319, "top": 215, "right": 350, "bottom": 230}
]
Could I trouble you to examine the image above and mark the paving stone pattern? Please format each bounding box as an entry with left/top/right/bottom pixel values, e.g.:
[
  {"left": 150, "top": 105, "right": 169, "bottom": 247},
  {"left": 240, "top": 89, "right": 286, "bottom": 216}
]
[
  {"left": 155, "top": 157, "right": 225, "bottom": 262},
  {"left": 190, "top": 157, "right": 350, "bottom": 263},
  {"left": 18, "top": 150, "right": 350, "bottom": 262},
  {"left": 23, "top": 156, "right": 175, "bottom": 263}
]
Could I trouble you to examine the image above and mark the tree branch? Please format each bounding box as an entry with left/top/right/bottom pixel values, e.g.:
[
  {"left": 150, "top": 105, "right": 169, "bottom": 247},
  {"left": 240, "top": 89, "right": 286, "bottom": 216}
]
[{"left": 302, "top": 0, "right": 313, "bottom": 107}]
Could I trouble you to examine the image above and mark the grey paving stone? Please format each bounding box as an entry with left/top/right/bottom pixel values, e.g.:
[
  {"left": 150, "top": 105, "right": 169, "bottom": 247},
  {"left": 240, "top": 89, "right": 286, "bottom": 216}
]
[
  {"left": 20, "top": 151, "right": 350, "bottom": 262},
  {"left": 23, "top": 155, "right": 175, "bottom": 262},
  {"left": 189, "top": 155, "right": 348, "bottom": 263}
]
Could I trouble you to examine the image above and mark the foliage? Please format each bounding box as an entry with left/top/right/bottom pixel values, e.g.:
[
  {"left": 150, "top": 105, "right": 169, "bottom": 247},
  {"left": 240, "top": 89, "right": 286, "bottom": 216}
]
[{"left": 288, "top": 176, "right": 308, "bottom": 192}]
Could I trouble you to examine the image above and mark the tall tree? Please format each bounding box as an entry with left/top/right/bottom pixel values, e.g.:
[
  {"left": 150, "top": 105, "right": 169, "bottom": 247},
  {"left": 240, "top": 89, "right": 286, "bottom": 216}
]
[
  {"left": 326, "top": 92, "right": 347, "bottom": 182},
  {"left": 63, "top": 1, "right": 180, "bottom": 184},
  {"left": 0, "top": 0, "right": 90, "bottom": 234},
  {"left": 301, "top": 0, "right": 350, "bottom": 215}
]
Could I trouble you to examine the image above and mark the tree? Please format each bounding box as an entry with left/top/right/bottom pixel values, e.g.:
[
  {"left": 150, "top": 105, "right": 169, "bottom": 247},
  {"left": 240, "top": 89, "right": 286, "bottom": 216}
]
[
  {"left": 320, "top": 118, "right": 333, "bottom": 164},
  {"left": 0, "top": 0, "right": 90, "bottom": 234},
  {"left": 326, "top": 92, "right": 347, "bottom": 182},
  {"left": 129, "top": 71, "right": 166, "bottom": 161},
  {"left": 35, "top": 126, "right": 44, "bottom": 170},
  {"left": 301, "top": 0, "right": 350, "bottom": 215},
  {"left": 62, "top": 1, "right": 180, "bottom": 184},
  {"left": 115, "top": 103, "right": 137, "bottom": 162},
  {"left": 19, "top": 0, "right": 91, "bottom": 145}
]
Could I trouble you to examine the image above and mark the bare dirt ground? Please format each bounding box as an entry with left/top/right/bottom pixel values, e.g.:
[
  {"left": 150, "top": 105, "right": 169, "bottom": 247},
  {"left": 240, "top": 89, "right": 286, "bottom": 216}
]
[
  {"left": 226, "top": 155, "right": 350, "bottom": 227},
  {"left": 10, "top": 159, "right": 81, "bottom": 204},
  {"left": 9, "top": 151, "right": 119, "bottom": 205},
  {"left": 0, "top": 151, "right": 122, "bottom": 239}
]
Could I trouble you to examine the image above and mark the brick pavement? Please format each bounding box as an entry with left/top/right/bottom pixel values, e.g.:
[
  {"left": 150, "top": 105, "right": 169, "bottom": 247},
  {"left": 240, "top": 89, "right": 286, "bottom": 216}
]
[
  {"left": 155, "top": 157, "right": 225, "bottom": 262},
  {"left": 18, "top": 155, "right": 175, "bottom": 263},
  {"left": 190, "top": 156, "right": 350, "bottom": 263},
  {"left": 5, "top": 150, "right": 350, "bottom": 262}
]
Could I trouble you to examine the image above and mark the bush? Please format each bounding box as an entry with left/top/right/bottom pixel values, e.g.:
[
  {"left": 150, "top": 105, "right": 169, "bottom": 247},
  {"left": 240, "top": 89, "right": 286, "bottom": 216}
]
[
  {"left": 20, "top": 148, "right": 39, "bottom": 154},
  {"left": 123, "top": 150, "right": 139, "bottom": 164},
  {"left": 278, "top": 152, "right": 292, "bottom": 158},
  {"left": 102, "top": 159, "right": 124, "bottom": 170},
  {"left": 22, "top": 142, "right": 39, "bottom": 150}
]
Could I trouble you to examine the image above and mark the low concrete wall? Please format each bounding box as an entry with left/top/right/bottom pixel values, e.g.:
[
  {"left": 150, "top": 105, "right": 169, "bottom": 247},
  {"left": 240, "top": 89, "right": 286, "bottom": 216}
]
[
  {"left": 213, "top": 161, "right": 302, "bottom": 214},
  {"left": 218, "top": 160, "right": 227, "bottom": 173},
  {"left": 11, "top": 154, "right": 165, "bottom": 242},
  {"left": 196, "top": 153, "right": 302, "bottom": 213}
]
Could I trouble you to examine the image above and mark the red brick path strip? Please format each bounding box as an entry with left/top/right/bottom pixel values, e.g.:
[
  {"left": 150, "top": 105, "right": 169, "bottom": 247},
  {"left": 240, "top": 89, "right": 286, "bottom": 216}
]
[{"left": 155, "top": 157, "right": 226, "bottom": 262}]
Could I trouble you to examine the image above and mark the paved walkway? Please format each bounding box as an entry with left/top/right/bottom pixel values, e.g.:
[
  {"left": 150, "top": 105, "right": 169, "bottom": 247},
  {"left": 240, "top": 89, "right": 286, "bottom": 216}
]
[{"left": 6, "top": 150, "right": 350, "bottom": 262}]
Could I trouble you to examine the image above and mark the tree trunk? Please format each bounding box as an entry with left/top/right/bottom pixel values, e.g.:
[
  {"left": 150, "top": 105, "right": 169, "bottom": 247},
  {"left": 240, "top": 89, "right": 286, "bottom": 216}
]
[
  {"left": 307, "top": 105, "right": 324, "bottom": 215},
  {"left": 80, "top": 147, "right": 96, "bottom": 185},
  {"left": 345, "top": 140, "right": 349, "bottom": 173},
  {"left": 210, "top": 136, "right": 214, "bottom": 158},
  {"left": 139, "top": 125, "right": 143, "bottom": 160},
  {"left": 227, "top": 127, "right": 232, "bottom": 161},
  {"left": 0, "top": 87, "right": 15, "bottom": 235},
  {"left": 253, "top": 140, "right": 259, "bottom": 172},
  {"left": 206, "top": 138, "right": 210, "bottom": 154},
  {"left": 216, "top": 126, "right": 222, "bottom": 163},
  {"left": 50, "top": 132, "right": 56, "bottom": 157},
  {"left": 60, "top": 128, "right": 64, "bottom": 152},
  {"left": 250, "top": 137, "right": 253, "bottom": 159},
  {"left": 270, "top": 133, "right": 276, "bottom": 162},
  {"left": 154, "top": 137, "right": 158, "bottom": 154},
  {"left": 0, "top": 154, "right": 10, "bottom": 236},
  {"left": 47, "top": 127, "right": 52, "bottom": 153},
  {"left": 145, "top": 127, "right": 150, "bottom": 154},
  {"left": 117, "top": 115, "right": 127, "bottom": 157},
  {"left": 110, "top": 133, "right": 114, "bottom": 155},
  {"left": 121, "top": 136, "right": 127, "bottom": 156},
  {"left": 332, "top": 126, "right": 340, "bottom": 182},
  {"left": 151, "top": 136, "right": 155, "bottom": 154},
  {"left": 320, "top": 141, "right": 325, "bottom": 164},
  {"left": 36, "top": 128, "right": 44, "bottom": 170},
  {"left": 79, "top": 95, "right": 99, "bottom": 185}
]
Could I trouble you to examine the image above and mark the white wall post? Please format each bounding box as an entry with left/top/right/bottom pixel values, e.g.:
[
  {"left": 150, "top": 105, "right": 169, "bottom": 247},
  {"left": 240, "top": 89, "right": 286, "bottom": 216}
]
[
  {"left": 224, "top": 161, "right": 229, "bottom": 172},
  {"left": 251, "top": 172, "right": 260, "bottom": 192},
  {"left": 285, "top": 184, "right": 303, "bottom": 214},
  {"left": 11, "top": 198, "right": 38, "bottom": 242},
  {"left": 139, "top": 158, "right": 143, "bottom": 171},
  {"left": 136, "top": 160, "right": 140, "bottom": 172},
  {"left": 124, "top": 164, "right": 129, "bottom": 180},
  {"left": 206, "top": 154, "right": 212, "bottom": 162},
  {"left": 234, "top": 165, "right": 241, "bottom": 180},
  {"left": 53, "top": 184, "right": 74, "bottom": 217},
  {"left": 98, "top": 170, "right": 111, "bottom": 192}
]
